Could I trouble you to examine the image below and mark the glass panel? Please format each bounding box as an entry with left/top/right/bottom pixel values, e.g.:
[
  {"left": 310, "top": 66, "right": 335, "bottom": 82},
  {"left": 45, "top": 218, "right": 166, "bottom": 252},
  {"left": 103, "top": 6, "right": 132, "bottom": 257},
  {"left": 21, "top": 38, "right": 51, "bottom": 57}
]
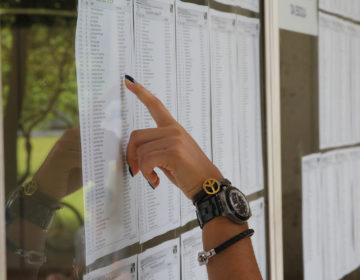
[
  {"left": 1, "top": 2, "right": 83, "bottom": 279},
  {"left": 1, "top": 0, "right": 268, "bottom": 279}
]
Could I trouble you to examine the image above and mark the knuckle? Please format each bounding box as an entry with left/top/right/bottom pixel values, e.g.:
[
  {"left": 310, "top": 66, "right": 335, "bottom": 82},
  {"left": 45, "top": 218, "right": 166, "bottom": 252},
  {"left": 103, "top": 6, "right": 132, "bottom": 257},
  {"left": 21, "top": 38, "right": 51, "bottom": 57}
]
[
  {"left": 129, "top": 130, "right": 139, "bottom": 143},
  {"left": 171, "top": 124, "right": 184, "bottom": 136}
]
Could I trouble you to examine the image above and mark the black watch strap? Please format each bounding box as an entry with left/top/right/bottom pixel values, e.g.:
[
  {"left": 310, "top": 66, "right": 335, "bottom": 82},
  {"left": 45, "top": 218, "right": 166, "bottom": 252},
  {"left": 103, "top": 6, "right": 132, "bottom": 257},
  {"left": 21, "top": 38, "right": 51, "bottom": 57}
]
[
  {"left": 21, "top": 194, "right": 60, "bottom": 230},
  {"left": 6, "top": 186, "right": 61, "bottom": 231},
  {"left": 196, "top": 195, "right": 222, "bottom": 229}
]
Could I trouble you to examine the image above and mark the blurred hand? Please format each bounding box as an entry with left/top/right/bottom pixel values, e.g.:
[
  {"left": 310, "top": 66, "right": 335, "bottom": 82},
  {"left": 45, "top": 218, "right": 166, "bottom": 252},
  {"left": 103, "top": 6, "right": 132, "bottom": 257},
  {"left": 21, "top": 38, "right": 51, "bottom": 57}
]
[
  {"left": 125, "top": 77, "right": 222, "bottom": 199},
  {"left": 33, "top": 126, "right": 82, "bottom": 200}
]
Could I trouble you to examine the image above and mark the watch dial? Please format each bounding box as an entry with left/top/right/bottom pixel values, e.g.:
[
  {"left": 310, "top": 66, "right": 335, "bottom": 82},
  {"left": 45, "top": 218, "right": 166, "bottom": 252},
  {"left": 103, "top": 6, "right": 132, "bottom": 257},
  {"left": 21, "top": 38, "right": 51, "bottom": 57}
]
[{"left": 229, "top": 189, "right": 249, "bottom": 217}]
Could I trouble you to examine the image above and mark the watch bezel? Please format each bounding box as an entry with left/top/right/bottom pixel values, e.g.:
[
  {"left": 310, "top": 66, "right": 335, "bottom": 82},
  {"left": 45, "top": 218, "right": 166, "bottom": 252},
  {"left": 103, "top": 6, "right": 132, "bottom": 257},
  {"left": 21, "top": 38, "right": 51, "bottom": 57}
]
[{"left": 224, "top": 186, "right": 251, "bottom": 222}]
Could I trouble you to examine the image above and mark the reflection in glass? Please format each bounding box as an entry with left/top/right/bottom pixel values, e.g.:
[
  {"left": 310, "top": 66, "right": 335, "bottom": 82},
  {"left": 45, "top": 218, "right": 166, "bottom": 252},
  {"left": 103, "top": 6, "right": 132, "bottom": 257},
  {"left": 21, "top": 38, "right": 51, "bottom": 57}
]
[{"left": 1, "top": 1, "right": 84, "bottom": 279}]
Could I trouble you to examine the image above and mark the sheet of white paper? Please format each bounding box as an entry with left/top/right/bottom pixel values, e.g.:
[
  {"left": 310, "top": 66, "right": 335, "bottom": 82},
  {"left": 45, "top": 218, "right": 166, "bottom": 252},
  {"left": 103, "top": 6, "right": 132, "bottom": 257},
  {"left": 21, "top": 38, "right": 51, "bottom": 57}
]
[
  {"left": 320, "top": 151, "right": 339, "bottom": 279},
  {"left": 302, "top": 149, "right": 360, "bottom": 279},
  {"left": 180, "top": 227, "right": 208, "bottom": 280},
  {"left": 248, "top": 198, "right": 267, "bottom": 279},
  {"left": 318, "top": 13, "right": 332, "bottom": 149},
  {"left": 134, "top": 0, "right": 181, "bottom": 243},
  {"left": 235, "top": 15, "right": 264, "bottom": 195},
  {"left": 83, "top": 255, "right": 137, "bottom": 280},
  {"left": 76, "top": 0, "right": 138, "bottom": 265},
  {"left": 175, "top": 1, "right": 212, "bottom": 226},
  {"left": 351, "top": 148, "right": 360, "bottom": 269},
  {"left": 301, "top": 154, "right": 323, "bottom": 280},
  {"left": 278, "top": 0, "right": 318, "bottom": 36},
  {"left": 210, "top": 10, "right": 264, "bottom": 194},
  {"left": 349, "top": 24, "right": 360, "bottom": 144},
  {"left": 318, "top": 13, "right": 357, "bottom": 149},
  {"left": 138, "top": 239, "right": 180, "bottom": 280},
  {"left": 336, "top": 149, "right": 355, "bottom": 276},
  {"left": 209, "top": 9, "right": 239, "bottom": 185}
]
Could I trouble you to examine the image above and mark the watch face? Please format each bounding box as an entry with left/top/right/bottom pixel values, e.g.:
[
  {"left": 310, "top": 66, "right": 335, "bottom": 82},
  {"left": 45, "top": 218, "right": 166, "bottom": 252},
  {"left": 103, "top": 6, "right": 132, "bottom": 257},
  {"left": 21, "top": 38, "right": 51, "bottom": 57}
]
[{"left": 226, "top": 188, "right": 250, "bottom": 220}]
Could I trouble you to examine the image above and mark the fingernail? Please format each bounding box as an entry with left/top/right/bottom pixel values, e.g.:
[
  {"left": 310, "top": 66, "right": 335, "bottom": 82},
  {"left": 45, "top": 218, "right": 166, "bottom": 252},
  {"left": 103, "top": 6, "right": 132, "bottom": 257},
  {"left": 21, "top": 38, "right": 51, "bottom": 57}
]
[
  {"left": 128, "top": 166, "right": 134, "bottom": 177},
  {"left": 148, "top": 181, "right": 155, "bottom": 190},
  {"left": 125, "top": 74, "right": 136, "bottom": 84}
]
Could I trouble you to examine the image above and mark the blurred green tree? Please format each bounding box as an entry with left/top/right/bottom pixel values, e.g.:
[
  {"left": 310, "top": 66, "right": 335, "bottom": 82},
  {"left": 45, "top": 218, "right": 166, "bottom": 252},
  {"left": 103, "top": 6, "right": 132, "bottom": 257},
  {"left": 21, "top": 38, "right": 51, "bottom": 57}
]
[{"left": 1, "top": 4, "right": 78, "bottom": 188}]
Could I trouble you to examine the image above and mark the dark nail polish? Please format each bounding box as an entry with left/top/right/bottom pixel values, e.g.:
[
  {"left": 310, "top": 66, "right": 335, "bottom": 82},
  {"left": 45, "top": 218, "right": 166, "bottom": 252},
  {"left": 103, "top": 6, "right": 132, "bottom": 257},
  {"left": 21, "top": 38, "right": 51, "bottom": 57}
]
[
  {"left": 148, "top": 181, "right": 155, "bottom": 190},
  {"left": 128, "top": 166, "right": 134, "bottom": 177},
  {"left": 125, "top": 74, "right": 136, "bottom": 84}
]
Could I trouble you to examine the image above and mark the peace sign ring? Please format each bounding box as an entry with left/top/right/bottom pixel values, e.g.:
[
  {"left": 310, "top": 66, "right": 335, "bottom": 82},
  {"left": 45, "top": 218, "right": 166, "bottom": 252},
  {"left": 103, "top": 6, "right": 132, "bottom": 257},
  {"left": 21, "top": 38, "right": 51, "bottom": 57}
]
[{"left": 202, "top": 178, "right": 220, "bottom": 195}]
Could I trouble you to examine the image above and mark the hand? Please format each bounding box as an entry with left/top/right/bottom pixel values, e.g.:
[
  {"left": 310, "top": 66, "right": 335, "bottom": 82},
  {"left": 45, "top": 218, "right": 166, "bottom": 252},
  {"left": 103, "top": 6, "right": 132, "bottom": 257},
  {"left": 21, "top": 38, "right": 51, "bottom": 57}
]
[
  {"left": 125, "top": 76, "right": 222, "bottom": 199},
  {"left": 32, "top": 126, "right": 82, "bottom": 201}
]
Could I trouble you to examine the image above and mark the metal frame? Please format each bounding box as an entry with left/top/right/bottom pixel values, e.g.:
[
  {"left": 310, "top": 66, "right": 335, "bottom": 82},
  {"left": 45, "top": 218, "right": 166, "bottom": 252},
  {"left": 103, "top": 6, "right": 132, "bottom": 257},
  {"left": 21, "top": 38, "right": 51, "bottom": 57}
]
[
  {"left": 264, "top": 0, "right": 284, "bottom": 279},
  {"left": 0, "top": 17, "right": 7, "bottom": 280}
]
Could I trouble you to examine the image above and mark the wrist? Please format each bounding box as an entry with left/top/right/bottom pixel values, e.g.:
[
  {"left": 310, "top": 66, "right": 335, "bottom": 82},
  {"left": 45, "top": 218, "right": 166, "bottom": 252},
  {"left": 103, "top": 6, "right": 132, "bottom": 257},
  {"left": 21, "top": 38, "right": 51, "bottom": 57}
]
[
  {"left": 6, "top": 184, "right": 61, "bottom": 232},
  {"left": 32, "top": 175, "right": 62, "bottom": 201},
  {"left": 187, "top": 169, "right": 223, "bottom": 200}
]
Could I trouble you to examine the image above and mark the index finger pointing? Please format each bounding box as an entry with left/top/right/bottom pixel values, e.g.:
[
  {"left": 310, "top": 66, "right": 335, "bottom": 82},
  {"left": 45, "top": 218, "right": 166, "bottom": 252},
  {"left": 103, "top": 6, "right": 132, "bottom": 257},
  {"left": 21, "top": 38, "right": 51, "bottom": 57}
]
[{"left": 124, "top": 75, "right": 176, "bottom": 127}]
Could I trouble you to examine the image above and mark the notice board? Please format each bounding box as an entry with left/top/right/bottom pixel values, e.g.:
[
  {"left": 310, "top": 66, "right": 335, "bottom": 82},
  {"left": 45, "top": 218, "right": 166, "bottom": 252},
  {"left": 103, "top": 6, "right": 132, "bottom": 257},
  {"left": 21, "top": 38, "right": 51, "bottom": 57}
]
[{"left": 75, "top": 0, "right": 270, "bottom": 279}]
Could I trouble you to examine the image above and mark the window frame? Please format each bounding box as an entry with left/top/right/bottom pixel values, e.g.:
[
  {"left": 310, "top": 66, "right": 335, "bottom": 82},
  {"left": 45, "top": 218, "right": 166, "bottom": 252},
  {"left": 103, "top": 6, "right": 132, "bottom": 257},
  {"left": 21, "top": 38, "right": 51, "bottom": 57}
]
[{"left": 0, "top": 17, "right": 7, "bottom": 280}]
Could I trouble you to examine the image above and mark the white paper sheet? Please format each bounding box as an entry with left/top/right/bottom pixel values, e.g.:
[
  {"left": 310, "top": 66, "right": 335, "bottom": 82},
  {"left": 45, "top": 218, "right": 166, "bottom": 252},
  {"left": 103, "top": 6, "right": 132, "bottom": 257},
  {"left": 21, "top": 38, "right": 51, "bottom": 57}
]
[
  {"left": 351, "top": 148, "right": 360, "bottom": 270},
  {"left": 248, "top": 198, "right": 267, "bottom": 279},
  {"left": 320, "top": 151, "right": 339, "bottom": 279},
  {"left": 302, "top": 148, "right": 360, "bottom": 279},
  {"left": 337, "top": 149, "right": 355, "bottom": 276},
  {"left": 349, "top": 23, "right": 360, "bottom": 145},
  {"left": 83, "top": 255, "right": 137, "bottom": 280},
  {"left": 76, "top": 0, "right": 138, "bottom": 265},
  {"left": 134, "top": 0, "right": 181, "bottom": 243},
  {"left": 209, "top": 9, "right": 239, "bottom": 186},
  {"left": 318, "top": 13, "right": 359, "bottom": 149},
  {"left": 235, "top": 15, "right": 264, "bottom": 195},
  {"left": 180, "top": 227, "right": 208, "bottom": 280},
  {"left": 302, "top": 154, "right": 323, "bottom": 280},
  {"left": 210, "top": 10, "right": 264, "bottom": 195},
  {"left": 175, "top": 1, "right": 212, "bottom": 226},
  {"left": 138, "top": 239, "right": 180, "bottom": 280}
]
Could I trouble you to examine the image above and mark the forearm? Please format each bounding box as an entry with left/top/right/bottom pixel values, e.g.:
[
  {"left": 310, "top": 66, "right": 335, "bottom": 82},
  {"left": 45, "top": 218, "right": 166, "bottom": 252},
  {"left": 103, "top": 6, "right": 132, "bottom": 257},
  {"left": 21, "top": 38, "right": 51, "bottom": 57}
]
[
  {"left": 124, "top": 77, "right": 262, "bottom": 279},
  {"left": 202, "top": 217, "right": 262, "bottom": 280}
]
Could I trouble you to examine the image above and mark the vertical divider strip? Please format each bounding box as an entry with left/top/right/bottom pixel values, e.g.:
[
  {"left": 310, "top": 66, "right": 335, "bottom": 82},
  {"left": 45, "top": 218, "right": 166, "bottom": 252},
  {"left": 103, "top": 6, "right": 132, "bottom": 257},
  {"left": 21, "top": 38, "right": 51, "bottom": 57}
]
[
  {"left": 264, "top": 0, "right": 284, "bottom": 279},
  {"left": 0, "top": 19, "right": 7, "bottom": 280}
]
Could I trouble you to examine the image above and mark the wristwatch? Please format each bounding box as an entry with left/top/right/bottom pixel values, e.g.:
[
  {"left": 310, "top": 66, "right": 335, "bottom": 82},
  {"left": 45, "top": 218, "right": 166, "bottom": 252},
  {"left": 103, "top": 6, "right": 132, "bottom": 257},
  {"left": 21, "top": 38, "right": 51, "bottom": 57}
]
[
  {"left": 6, "top": 181, "right": 62, "bottom": 231},
  {"left": 193, "top": 179, "right": 251, "bottom": 229}
]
